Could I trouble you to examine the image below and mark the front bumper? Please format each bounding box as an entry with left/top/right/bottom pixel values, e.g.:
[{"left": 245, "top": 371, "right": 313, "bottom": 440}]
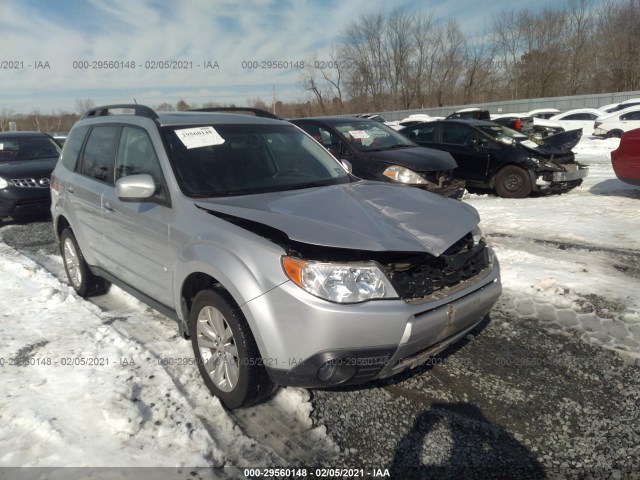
[
  {"left": 425, "top": 179, "right": 466, "bottom": 199},
  {"left": 0, "top": 186, "right": 52, "bottom": 218},
  {"left": 247, "top": 252, "right": 501, "bottom": 388}
]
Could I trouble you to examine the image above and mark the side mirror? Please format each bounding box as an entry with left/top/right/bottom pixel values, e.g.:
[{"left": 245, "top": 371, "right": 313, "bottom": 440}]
[
  {"left": 116, "top": 174, "right": 156, "bottom": 200},
  {"left": 340, "top": 159, "right": 353, "bottom": 173}
]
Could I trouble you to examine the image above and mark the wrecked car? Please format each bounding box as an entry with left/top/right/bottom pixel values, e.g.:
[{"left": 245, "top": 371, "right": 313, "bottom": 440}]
[
  {"left": 290, "top": 116, "right": 465, "bottom": 199},
  {"left": 51, "top": 104, "right": 502, "bottom": 409},
  {"left": 399, "top": 119, "right": 588, "bottom": 198}
]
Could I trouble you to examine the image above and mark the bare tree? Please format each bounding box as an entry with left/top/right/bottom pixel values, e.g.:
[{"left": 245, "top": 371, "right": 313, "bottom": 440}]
[
  {"left": 75, "top": 98, "right": 95, "bottom": 116},
  {"left": 0, "top": 108, "right": 15, "bottom": 131}
]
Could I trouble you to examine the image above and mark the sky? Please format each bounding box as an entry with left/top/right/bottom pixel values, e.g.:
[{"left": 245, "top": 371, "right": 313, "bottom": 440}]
[{"left": 1, "top": 0, "right": 572, "bottom": 114}]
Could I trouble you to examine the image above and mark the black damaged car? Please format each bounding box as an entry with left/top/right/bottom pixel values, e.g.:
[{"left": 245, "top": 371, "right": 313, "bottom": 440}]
[
  {"left": 399, "top": 119, "right": 588, "bottom": 198},
  {"left": 290, "top": 117, "right": 465, "bottom": 199},
  {"left": 0, "top": 131, "right": 61, "bottom": 220}
]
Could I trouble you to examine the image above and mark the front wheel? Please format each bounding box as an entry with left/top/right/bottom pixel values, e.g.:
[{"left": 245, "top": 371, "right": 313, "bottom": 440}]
[
  {"left": 494, "top": 165, "right": 533, "bottom": 198},
  {"left": 190, "top": 289, "right": 276, "bottom": 409},
  {"left": 606, "top": 129, "right": 623, "bottom": 139},
  {"left": 60, "top": 228, "right": 111, "bottom": 297}
]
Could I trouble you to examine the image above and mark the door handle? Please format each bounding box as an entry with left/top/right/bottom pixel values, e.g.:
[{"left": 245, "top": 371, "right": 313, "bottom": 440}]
[{"left": 103, "top": 202, "right": 115, "bottom": 212}]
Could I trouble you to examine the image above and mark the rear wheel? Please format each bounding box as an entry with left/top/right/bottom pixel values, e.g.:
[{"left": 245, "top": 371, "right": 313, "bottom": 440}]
[
  {"left": 494, "top": 165, "right": 532, "bottom": 198},
  {"left": 190, "top": 289, "right": 276, "bottom": 409},
  {"left": 60, "top": 228, "right": 111, "bottom": 297},
  {"left": 606, "top": 129, "right": 623, "bottom": 139}
]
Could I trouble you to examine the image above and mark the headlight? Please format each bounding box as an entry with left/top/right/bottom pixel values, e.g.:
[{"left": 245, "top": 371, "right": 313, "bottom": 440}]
[
  {"left": 382, "top": 165, "right": 427, "bottom": 184},
  {"left": 471, "top": 226, "right": 485, "bottom": 245},
  {"left": 282, "top": 256, "right": 398, "bottom": 303},
  {"left": 0, "top": 177, "right": 8, "bottom": 189}
]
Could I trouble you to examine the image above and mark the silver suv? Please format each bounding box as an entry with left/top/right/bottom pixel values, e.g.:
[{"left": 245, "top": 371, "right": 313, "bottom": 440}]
[{"left": 51, "top": 104, "right": 501, "bottom": 408}]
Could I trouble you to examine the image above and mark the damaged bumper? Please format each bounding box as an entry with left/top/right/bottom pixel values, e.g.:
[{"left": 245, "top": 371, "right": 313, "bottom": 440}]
[
  {"left": 425, "top": 179, "right": 466, "bottom": 199},
  {"left": 255, "top": 252, "right": 501, "bottom": 388},
  {"left": 534, "top": 164, "right": 589, "bottom": 192}
]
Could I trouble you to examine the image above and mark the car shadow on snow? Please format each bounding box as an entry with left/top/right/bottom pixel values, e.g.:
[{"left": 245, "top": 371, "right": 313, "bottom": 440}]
[
  {"left": 589, "top": 178, "right": 640, "bottom": 198},
  {"left": 389, "top": 402, "right": 546, "bottom": 479}
]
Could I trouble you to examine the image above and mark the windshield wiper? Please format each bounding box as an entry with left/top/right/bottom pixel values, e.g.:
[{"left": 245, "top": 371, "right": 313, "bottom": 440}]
[{"left": 366, "top": 144, "right": 413, "bottom": 152}]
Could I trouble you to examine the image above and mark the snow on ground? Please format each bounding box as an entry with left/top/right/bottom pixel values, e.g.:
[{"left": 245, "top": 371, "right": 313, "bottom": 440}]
[
  {"left": 0, "top": 242, "right": 333, "bottom": 467},
  {"left": 467, "top": 135, "right": 640, "bottom": 357}
]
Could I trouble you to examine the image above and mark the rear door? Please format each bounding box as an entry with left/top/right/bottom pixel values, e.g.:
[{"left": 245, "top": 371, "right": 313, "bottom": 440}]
[{"left": 68, "top": 125, "right": 118, "bottom": 267}]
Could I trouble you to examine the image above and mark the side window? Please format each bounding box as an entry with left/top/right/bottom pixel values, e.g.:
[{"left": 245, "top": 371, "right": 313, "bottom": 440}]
[
  {"left": 441, "top": 125, "right": 474, "bottom": 145},
  {"left": 621, "top": 111, "right": 640, "bottom": 121},
  {"left": 60, "top": 125, "right": 90, "bottom": 170},
  {"left": 80, "top": 125, "right": 118, "bottom": 183},
  {"left": 413, "top": 125, "right": 436, "bottom": 143},
  {"left": 115, "top": 126, "right": 166, "bottom": 199},
  {"left": 299, "top": 124, "right": 339, "bottom": 149}
]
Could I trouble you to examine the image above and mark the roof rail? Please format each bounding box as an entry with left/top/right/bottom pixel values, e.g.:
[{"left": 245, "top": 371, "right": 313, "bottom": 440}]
[
  {"left": 188, "top": 107, "right": 280, "bottom": 120},
  {"left": 80, "top": 104, "right": 159, "bottom": 120}
]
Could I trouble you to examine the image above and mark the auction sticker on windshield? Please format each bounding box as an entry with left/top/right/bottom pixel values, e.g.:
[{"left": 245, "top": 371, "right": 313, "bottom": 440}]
[{"left": 175, "top": 126, "right": 225, "bottom": 149}]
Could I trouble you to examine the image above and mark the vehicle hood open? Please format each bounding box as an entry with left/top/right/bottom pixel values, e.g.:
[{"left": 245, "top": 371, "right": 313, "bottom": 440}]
[
  {"left": 519, "top": 129, "right": 582, "bottom": 156},
  {"left": 367, "top": 146, "right": 458, "bottom": 171},
  {"left": 195, "top": 181, "right": 479, "bottom": 256}
]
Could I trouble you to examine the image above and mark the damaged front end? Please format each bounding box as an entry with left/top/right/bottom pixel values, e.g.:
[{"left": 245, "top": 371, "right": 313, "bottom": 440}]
[{"left": 521, "top": 129, "right": 589, "bottom": 193}]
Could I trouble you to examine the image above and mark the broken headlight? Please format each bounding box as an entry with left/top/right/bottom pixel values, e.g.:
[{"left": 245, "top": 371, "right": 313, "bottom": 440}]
[
  {"left": 282, "top": 256, "right": 398, "bottom": 303},
  {"left": 382, "top": 165, "right": 427, "bottom": 185}
]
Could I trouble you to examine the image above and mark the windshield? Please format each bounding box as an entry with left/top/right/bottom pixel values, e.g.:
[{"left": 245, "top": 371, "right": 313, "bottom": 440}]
[
  {"left": 162, "top": 124, "right": 351, "bottom": 197},
  {"left": 478, "top": 125, "right": 527, "bottom": 145},
  {"left": 0, "top": 136, "right": 61, "bottom": 162},
  {"left": 332, "top": 121, "right": 415, "bottom": 152}
]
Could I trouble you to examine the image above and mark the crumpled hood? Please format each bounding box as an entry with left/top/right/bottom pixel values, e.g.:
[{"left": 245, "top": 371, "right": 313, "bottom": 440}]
[
  {"left": 195, "top": 181, "right": 479, "bottom": 256},
  {"left": 519, "top": 129, "right": 582, "bottom": 157},
  {"left": 367, "top": 146, "right": 458, "bottom": 171}
]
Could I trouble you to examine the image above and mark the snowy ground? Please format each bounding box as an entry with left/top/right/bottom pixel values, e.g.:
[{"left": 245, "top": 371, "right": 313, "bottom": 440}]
[
  {"left": 466, "top": 136, "right": 640, "bottom": 357},
  {"left": 0, "top": 134, "right": 638, "bottom": 473}
]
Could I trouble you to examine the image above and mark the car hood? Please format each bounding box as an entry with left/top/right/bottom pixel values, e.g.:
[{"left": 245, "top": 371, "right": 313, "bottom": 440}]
[
  {"left": 366, "top": 146, "right": 458, "bottom": 171},
  {"left": 519, "top": 129, "right": 582, "bottom": 157},
  {"left": 195, "top": 181, "right": 479, "bottom": 256},
  {"left": 0, "top": 158, "right": 57, "bottom": 177}
]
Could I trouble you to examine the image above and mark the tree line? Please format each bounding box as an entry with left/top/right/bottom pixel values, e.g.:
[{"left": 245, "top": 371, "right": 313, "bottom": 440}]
[
  {"left": 300, "top": 0, "right": 640, "bottom": 115},
  {"left": 2, "top": 0, "right": 638, "bottom": 128}
]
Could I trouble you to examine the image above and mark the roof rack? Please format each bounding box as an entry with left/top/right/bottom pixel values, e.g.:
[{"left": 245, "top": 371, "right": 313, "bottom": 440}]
[
  {"left": 188, "top": 107, "right": 280, "bottom": 120},
  {"left": 80, "top": 104, "right": 158, "bottom": 120}
]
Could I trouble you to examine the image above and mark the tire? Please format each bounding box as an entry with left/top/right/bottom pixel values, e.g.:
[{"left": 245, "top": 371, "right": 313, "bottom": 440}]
[
  {"left": 494, "top": 165, "right": 533, "bottom": 198},
  {"left": 190, "top": 289, "right": 276, "bottom": 409},
  {"left": 60, "top": 228, "right": 111, "bottom": 297},
  {"left": 606, "top": 129, "right": 623, "bottom": 139}
]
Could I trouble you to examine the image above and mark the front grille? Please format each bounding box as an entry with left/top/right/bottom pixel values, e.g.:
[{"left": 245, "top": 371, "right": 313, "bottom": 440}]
[
  {"left": 11, "top": 178, "right": 50, "bottom": 188},
  {"left": 386, "top": 233, "right": 490, "bottom": 302}
]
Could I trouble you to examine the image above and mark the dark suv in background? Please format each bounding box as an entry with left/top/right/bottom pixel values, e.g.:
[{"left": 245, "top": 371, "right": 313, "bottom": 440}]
[
  {"left": 0, "top": 131, "right": 61, "bottom": 220},
  {"left": 290, "top": 117, "right": 465, "bottom": 199}
]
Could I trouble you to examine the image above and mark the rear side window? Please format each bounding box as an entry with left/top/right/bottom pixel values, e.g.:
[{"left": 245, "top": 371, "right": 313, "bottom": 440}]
[
  {"left": 80, "top": 125, "right": 118, "bottom": 183},
  {"left": 621, "top": 111, "right": 640, "bottom": 121},
  {"left": 60, "top": 125, "right": 90, "bottom": 170}
]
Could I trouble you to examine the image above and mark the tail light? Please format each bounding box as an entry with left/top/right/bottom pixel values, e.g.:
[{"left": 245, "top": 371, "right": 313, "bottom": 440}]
[
  {"left": 50, "top": 173, "right": 59, "bottom": 192},
  {"left": 515, "top": 118, "right": 522, "bottom": 130},
  {"left": 594, "top": 121, "right": 602, "bottom": 129}
]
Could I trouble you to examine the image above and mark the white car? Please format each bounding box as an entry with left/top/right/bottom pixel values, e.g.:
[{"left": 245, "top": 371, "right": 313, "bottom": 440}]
[
  {"left": 549, "top": 108, "right": 602, "bottom": 135},
  {"left": 594, "top": 105, "right": 640, "bottom": 138},
  {"left": 598, "top": 98, "right": 640, "bottom": 114},
  {"left": 386, "top": 114, "right": 442, "bottom": 131}
]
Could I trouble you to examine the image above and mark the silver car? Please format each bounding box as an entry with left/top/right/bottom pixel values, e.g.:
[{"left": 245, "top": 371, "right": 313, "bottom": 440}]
[{"left": 51, "top": 104, "right": 501, "bottom": 408}]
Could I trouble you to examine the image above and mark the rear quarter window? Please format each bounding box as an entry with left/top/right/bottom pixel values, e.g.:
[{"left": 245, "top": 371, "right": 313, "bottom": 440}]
[{"left": 60, "top": 125, "right": 90, "bottom": 170}]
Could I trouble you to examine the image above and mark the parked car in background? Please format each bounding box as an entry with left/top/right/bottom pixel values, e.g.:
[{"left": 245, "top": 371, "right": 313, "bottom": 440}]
[
  {"left": 599, "top": 98, "right": 640, "bottom": 114},
  {"left": 51, "top": 104, "right": 502, "bottom": 408},
  {"left": 526, "top": 108, "right": 561, "bottom": 119},
  {"left": 594, "top": 106, "right": 640, "bottom": 138},
  {"left": 492, "top": 114, "right": 564, "bottom": 139},
  {"left": 446, "top": 108, "right": 491, "bottom": 120},
  {"left": 290, "top": 116, "right": 465, "bottom": 198},
  {"left": 0, "top": 131, "right": 61, "bottom": 220},
  {"left": 386, "top": 114, "right": 442, "bottom": 131},
  {"left": 549, "top": 109, "right": 601, "bottom": 135},
  {"left": 611, "top": 128, "right": 640, "bottom": 187},
  {"left": 399, "top": 119, "right": 587, "bottom": 198}
]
